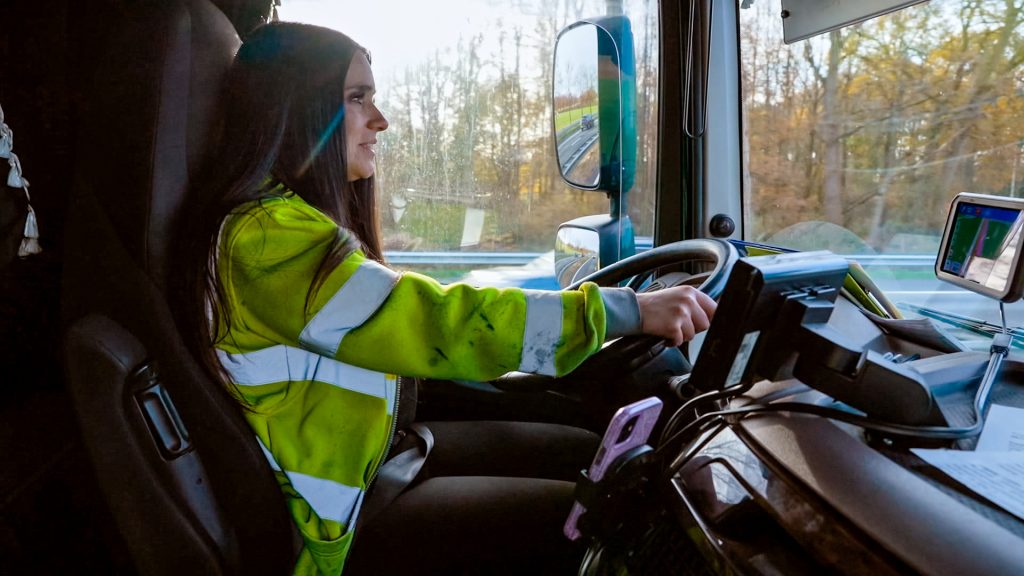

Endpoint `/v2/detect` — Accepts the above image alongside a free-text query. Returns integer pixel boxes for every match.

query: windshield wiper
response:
[901,303,1024,348]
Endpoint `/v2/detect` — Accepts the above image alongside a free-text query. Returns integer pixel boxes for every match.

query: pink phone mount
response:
[571,444,660,541]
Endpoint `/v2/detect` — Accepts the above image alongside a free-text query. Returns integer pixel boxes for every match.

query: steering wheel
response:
[562,238,738,396]
[487,236,737,422]
[490,239,736,412]
[566,237,737,297]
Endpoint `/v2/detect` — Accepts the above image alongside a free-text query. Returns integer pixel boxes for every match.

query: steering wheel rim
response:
[566,238,738,297]
[490,239,737,401]
[538,238,739,426]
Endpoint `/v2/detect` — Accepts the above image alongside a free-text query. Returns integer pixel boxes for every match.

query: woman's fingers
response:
[637,285,718,344]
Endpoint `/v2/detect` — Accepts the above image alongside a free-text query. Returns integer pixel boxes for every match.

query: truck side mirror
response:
[552,17,636,195]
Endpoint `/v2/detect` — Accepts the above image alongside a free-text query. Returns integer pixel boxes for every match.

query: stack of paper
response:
[912,405,1024,521]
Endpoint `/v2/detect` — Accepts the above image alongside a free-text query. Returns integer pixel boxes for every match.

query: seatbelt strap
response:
[359,422,434,527]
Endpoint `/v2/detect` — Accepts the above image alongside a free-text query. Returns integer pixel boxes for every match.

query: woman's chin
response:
[347,168,375,181]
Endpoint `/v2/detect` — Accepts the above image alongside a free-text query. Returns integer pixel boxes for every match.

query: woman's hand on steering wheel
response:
[636,285,717,346]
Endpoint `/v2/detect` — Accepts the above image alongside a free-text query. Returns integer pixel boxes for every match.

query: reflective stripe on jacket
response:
[215,192,633,575]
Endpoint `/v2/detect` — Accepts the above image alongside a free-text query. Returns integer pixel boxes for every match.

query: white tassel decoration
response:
[22,204,38,237]
[8,153,27,188]
[0,128,11,159]
[1,103,42,258]
[0,104,10,160]
[18,206,42,257]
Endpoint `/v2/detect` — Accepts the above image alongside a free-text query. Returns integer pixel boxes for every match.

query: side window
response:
[278,0,659,287]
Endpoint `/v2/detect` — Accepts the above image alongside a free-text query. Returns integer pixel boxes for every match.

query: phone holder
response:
[573,444,660,542]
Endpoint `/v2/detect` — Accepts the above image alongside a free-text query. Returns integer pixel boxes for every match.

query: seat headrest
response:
[74,0,239,289]
[211,0,276,39]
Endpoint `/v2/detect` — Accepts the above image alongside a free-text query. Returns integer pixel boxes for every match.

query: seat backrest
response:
[61,1,296,573]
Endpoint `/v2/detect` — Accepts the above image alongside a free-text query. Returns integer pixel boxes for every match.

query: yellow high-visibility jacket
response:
[214,191,640,575]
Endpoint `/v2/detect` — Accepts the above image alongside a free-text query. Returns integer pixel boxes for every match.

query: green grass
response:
[554,104,597,133]
[399,202,467,249]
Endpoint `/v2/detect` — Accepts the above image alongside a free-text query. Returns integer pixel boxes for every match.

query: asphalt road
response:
[557,122,599,174]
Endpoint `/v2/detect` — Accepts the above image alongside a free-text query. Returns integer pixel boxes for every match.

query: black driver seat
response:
[61,0,297,573]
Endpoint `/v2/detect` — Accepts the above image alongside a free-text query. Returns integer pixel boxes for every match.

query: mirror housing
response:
[552,17,636,195]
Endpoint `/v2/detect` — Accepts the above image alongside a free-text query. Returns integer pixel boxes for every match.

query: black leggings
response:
[345,421,599,575]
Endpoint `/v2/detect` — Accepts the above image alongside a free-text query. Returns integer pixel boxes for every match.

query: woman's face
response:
[343,52,388,181]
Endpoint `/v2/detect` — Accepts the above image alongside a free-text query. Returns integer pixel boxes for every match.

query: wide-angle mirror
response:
[555,225,600,288]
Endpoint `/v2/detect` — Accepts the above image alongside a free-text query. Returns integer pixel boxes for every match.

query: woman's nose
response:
[370,104,388,132]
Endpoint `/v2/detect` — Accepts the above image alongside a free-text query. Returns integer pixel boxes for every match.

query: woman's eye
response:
[350,93,365,105]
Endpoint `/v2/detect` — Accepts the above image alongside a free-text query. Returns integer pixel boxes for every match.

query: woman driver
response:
[176,22,715,575]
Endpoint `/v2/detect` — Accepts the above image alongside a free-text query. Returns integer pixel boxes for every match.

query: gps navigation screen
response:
[940,203,1024,293]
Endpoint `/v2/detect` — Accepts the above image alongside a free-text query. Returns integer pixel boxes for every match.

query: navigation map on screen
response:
[940,203,1024,292]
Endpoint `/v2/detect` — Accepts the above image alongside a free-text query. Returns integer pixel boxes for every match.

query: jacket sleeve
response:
[221,198,640,380]
[335,266,608,380]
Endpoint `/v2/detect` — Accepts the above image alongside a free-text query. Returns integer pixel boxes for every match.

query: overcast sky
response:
[277,0,541,84]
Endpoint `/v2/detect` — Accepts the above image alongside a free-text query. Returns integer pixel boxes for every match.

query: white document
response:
[460,207,486,248]
[976,404,1024,453]
[912,449,1024,521]
[912,404,1024,521]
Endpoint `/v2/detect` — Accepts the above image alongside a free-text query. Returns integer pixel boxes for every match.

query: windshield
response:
[740,0,1024,334]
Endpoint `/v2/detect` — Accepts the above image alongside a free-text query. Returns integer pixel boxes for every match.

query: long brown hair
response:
[175,22,383,396]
